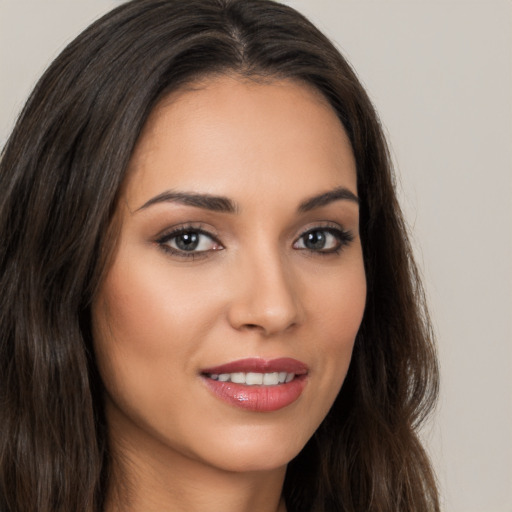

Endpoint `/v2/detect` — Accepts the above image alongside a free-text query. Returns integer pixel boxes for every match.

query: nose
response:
[226,250,302,336]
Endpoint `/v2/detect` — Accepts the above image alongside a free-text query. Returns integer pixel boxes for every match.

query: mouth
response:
[200,358,308,412]
[205,371,296,386]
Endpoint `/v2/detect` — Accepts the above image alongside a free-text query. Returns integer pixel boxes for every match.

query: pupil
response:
[176,232,199,251]
[305,231,325,249]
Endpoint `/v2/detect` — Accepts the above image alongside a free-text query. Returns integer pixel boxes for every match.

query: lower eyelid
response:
[155,224,353,258]
[294,227,354,252]
[155,226,223,256]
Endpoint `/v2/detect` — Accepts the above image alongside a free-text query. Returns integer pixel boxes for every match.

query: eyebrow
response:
[298,187,359,212]
[136,191,238,213]
[136,186,358,214]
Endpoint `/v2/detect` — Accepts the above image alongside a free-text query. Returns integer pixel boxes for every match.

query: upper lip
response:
[201,357,308,375]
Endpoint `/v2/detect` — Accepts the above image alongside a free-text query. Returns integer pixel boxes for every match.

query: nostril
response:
[227,278,301,335]
[240,320,297,334]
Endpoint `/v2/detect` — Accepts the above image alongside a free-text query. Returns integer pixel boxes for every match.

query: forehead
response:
[124,75,357,210]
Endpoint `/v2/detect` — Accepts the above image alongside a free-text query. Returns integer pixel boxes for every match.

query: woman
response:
[0,1,439,511]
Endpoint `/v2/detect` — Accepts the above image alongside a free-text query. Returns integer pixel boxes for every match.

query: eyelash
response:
[156,225,222,260]
[156,224,354,259]
[294,225,354,255]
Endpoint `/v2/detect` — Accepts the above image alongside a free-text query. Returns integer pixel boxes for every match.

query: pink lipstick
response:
[201,357,308,412]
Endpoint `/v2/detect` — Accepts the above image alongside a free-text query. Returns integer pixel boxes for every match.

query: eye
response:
[157,227,223,257]
[293,227,353,254]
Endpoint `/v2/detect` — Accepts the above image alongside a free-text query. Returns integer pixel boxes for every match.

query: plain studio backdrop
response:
[1,1,511,511]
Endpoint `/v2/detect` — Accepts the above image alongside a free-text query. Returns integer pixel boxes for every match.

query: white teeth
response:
[246,372,263,385]
[207,372,296,386]
[263,372,279,385]
[231,372,245,384]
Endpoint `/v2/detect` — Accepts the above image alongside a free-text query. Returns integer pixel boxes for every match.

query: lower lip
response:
[202,375,307,412]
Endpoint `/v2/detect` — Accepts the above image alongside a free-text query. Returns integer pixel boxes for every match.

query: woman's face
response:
[92,76,366,474]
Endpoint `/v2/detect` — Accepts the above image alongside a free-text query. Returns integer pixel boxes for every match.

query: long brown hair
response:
[0,1,439,511]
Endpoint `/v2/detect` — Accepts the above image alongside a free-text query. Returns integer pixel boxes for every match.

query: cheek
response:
[90,253,222,423]
[90,255,231,457]
[306,249,366,344]
[296,251,366,423]
[93,252,220,360]
[328,257,366,366]
[320,283,366,336]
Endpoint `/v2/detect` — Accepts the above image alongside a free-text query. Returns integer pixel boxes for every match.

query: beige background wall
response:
[1,1,511,511]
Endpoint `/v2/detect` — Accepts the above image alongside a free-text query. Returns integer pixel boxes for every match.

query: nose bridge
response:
[227,241,300,335]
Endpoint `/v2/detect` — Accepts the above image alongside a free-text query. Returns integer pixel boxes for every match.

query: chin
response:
[185,422,314,474]
[204,445,299,474]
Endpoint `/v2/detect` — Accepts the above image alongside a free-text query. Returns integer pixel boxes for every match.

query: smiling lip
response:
[201,358,308,412]
[202,357,308,375]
